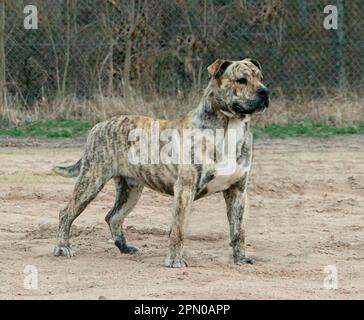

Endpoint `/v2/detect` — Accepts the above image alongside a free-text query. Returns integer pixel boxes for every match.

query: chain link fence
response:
[1,0,364,113]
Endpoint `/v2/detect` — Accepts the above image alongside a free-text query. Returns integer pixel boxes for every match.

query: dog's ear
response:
[249,58,262,71]
[242,57,262,71]
[207,59,232,78]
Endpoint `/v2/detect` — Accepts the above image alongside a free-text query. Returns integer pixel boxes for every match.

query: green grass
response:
[0,119,363,139]
[253,121,364,139]
[0,120,93,138]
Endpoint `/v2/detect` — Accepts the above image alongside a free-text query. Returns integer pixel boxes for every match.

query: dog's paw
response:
[114,239,139,254]
[234,256,255,265]
[122,244,139,254]
[53,245,73,257]
[115,240,139,254]
[165,257,188,268]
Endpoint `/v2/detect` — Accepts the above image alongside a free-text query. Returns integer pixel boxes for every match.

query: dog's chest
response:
[204,119,251,195]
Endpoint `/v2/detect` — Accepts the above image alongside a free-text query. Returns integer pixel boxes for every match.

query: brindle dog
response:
[52,58,269,267]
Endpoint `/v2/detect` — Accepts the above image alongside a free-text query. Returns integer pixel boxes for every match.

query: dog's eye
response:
[236,78,247,85]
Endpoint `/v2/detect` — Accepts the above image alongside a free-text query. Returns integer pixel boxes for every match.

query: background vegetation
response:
[0,0,363,137]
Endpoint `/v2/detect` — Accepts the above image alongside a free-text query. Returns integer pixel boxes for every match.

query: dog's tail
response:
[52,159,81,178]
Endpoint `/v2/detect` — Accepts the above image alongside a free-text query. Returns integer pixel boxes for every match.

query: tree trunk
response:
[108,41,114,96]
[0,0,6,116]
[123,0,135,107]
[62,0,71,97]
[336,0,347,90]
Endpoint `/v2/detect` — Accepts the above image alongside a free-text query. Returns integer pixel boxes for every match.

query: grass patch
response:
[0,119,363,139]
[253,121,364,139]
[0,120,93,139]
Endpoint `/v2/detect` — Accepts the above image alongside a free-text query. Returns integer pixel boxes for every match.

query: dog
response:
[52,57,269,267]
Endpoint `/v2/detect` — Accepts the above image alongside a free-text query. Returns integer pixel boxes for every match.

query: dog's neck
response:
[189,82,250,131]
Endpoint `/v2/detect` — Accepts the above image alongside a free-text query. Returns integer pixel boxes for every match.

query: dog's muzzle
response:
[232,86,270,114]
[256,87,270,111]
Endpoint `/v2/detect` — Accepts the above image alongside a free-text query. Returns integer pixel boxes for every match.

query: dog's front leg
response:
[165,175,196,268]
[223,181,254,265]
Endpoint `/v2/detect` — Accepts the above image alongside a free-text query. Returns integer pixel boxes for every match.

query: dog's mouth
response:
[231,98,269,115]
[256,98,270,113]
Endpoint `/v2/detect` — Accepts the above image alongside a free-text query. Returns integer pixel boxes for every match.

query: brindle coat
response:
[53,58,270,267]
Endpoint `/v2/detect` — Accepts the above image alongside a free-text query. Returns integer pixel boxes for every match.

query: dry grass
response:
[254,92,364,127]
[0,90,363,129]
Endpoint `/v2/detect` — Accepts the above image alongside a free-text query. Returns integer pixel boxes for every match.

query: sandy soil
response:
[0,135,363,299]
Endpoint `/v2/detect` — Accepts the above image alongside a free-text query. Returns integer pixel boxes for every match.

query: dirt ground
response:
[0,135,363,300]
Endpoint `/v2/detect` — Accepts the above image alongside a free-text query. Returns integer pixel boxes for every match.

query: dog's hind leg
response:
[54,161,111,257]
[105,176,143,254]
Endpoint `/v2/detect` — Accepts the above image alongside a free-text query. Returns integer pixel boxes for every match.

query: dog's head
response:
[208,58,269,117]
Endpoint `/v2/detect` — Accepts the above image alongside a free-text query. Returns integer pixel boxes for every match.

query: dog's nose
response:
[257,87,269,98]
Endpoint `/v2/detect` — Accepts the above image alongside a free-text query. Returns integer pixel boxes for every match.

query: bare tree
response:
[62,0,71,96]
[0,0,6,115]
[336,0,347,90]
[122,0,136,106]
